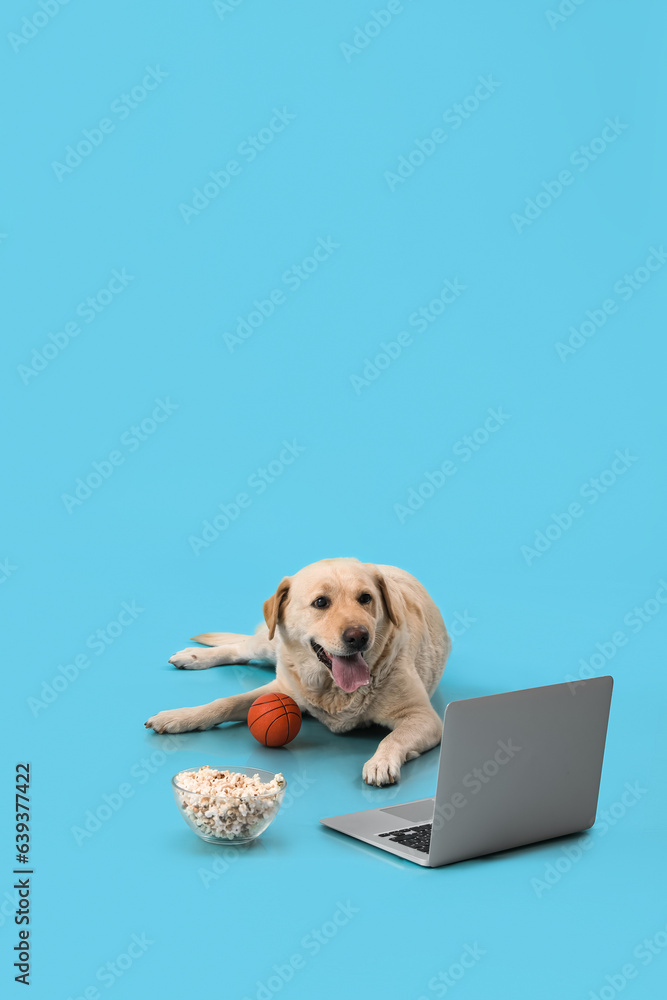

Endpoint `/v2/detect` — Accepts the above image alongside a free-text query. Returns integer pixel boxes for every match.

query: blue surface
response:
[3,1,667,997]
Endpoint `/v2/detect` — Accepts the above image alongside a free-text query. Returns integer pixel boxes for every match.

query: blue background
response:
[3,1,667,998]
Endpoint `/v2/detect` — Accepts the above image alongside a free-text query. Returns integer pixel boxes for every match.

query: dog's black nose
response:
[342,626,369,651]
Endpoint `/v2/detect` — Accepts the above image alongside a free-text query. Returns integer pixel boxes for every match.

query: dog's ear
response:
[263,577,290,640]
[370,568,400,627]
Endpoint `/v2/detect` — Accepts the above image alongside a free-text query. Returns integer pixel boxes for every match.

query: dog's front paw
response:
[363,754,401,787]
[145,708,204,734]
[169,647,212,669]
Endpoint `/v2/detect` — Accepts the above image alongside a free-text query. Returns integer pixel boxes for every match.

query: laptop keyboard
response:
[378,824,431,853]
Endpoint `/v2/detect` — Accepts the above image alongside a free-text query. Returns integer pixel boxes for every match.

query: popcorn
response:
[174,766,286,841]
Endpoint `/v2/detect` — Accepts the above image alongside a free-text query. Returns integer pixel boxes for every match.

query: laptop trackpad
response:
[380,799,434,823]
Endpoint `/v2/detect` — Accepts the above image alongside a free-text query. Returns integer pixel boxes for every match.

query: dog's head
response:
[263,558,400,693]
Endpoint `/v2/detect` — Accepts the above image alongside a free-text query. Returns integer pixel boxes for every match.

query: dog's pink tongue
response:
[331,653,370,693]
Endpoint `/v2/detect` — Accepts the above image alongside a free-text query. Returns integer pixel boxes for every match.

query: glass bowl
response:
[171,766,286,845]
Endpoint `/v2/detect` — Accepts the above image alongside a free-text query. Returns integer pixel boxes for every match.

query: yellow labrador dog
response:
[145,558,450,786]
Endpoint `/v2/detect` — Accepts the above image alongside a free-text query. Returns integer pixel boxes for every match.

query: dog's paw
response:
[362,754,401,787]
[145,708,205,734]
[169,647,214,669]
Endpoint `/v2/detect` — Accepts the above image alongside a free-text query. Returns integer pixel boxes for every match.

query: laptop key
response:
[382,824,432,853]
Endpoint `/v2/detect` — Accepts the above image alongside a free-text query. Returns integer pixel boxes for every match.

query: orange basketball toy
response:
[247,693,302,747]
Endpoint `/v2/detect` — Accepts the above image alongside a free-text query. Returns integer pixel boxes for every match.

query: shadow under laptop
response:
[470,827,596,867]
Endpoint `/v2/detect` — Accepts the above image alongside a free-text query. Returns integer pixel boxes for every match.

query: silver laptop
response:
[321,676,613,867]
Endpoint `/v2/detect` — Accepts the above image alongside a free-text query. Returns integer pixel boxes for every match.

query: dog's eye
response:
[358,593,372,605]
[312,596,329,609]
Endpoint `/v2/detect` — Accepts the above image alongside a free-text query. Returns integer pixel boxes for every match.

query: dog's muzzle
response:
[310,639,370,693]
